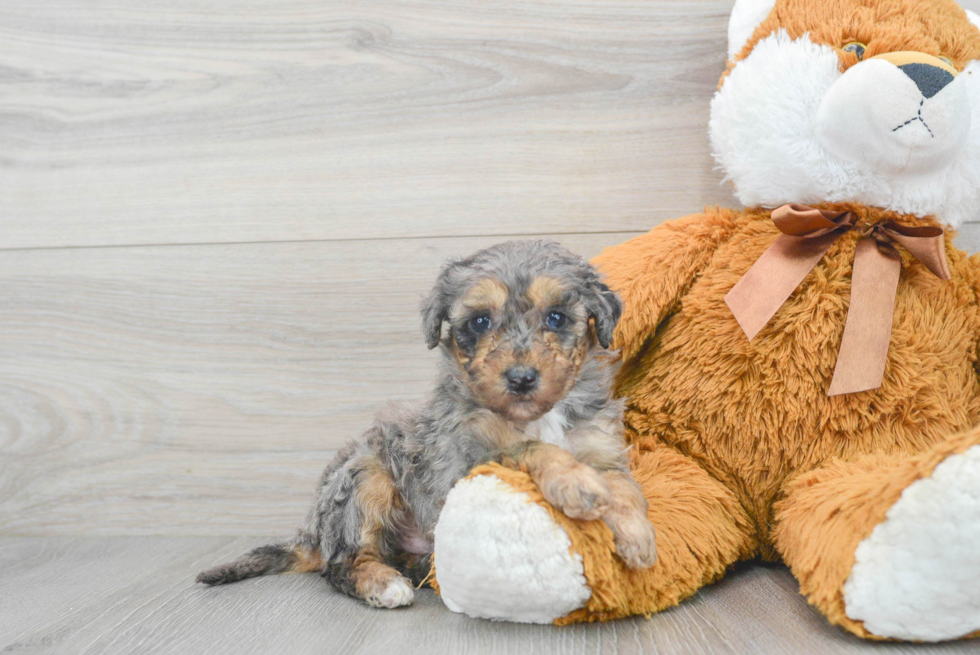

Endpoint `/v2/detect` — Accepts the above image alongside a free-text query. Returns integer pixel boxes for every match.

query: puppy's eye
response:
[469,314,492,334]
[544,311,567,329]
[842,42,866,60]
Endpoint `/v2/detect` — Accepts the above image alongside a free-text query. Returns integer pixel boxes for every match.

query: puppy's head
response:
[421,240,621,422]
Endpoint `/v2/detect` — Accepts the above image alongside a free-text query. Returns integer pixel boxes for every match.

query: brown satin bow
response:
[725,204,951,396]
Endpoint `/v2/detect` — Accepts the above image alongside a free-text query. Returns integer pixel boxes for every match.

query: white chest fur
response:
[525,407,570,450]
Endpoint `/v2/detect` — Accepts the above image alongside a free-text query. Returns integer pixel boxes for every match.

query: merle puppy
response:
[197,240,657,608]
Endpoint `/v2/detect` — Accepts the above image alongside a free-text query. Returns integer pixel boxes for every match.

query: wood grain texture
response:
[3,536,978,655]
[0,232,639,536]
[0,0,738,250]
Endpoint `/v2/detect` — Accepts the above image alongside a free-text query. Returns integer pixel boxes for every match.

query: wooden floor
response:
[3,536,979,655]
[3,0,980,652]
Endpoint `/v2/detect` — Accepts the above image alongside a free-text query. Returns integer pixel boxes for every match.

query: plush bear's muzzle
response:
[815,51,970,176]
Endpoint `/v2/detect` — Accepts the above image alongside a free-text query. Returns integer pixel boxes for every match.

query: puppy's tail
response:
[196,540,323,586]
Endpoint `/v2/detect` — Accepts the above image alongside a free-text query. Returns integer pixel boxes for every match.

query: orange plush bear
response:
[431,0,980,642]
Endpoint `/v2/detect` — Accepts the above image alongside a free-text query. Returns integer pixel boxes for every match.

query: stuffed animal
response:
[428,0,980,642]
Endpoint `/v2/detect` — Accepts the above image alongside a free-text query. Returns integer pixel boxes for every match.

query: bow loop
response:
[771,204,857,237]
[725,204,950,396]
[875,221,951,280]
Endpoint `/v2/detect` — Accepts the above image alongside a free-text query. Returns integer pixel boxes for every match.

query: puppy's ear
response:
[420,261,459,349]
[421,288,449,349]
[586,280,622,349]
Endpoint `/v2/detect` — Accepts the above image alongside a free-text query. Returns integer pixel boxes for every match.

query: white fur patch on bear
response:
[843,445,980,641]
[433,474,591,623]
[728,0,778,60]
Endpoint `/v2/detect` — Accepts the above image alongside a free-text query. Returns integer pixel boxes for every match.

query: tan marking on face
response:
[525,341,576,403]
[523,329,593,413]
[465,334,579,423]
[460,301,597,422]
[449,277,508,322]
[451,320,501,368]
[527,276,567,309]
[461,335,521,414]
[450,275,598,422]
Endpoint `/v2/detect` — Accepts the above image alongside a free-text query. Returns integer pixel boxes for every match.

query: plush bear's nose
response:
[867,51,958,100]
[899,63,955,99]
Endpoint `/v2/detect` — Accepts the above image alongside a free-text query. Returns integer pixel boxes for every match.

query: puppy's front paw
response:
[539,463,611,521]
[612,515,658,569]
[355,561,415,609]
[364,573,415,609]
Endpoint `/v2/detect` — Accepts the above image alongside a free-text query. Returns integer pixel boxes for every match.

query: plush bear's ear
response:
[728,0,777,60]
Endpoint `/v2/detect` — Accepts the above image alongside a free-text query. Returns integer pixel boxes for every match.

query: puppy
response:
[196,240,657,608]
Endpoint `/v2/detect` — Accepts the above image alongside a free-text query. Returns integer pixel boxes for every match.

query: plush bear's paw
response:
[433,474,592,623]
[539,462,611,521]
[612,514,658,570]
[843,445,980,641]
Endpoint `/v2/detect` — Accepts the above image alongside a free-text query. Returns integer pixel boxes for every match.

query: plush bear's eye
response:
[469,314,492,334]
[842,42,866,60]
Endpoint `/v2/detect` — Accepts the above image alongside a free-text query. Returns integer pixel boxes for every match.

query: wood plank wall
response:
[2,0,978,536]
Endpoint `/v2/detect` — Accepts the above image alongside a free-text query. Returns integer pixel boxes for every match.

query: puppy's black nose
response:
[505,366,539,395]
[899,63,954,99]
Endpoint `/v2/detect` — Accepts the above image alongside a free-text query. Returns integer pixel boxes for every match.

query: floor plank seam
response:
[0,230,649,254]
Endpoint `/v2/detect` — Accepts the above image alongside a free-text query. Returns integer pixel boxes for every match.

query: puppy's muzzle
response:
[504,365,539,395]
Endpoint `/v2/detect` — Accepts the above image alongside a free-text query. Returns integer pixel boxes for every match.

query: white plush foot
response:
[843,445,980,641]
[433,474,592,623]
[367,576,414,609]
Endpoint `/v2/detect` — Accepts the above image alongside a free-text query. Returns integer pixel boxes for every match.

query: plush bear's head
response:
[710,0,980,226]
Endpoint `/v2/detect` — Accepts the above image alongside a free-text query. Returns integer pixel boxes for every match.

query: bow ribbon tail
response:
[827,222,950,396]
[826,239,902,396]
[725,231,842,340]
